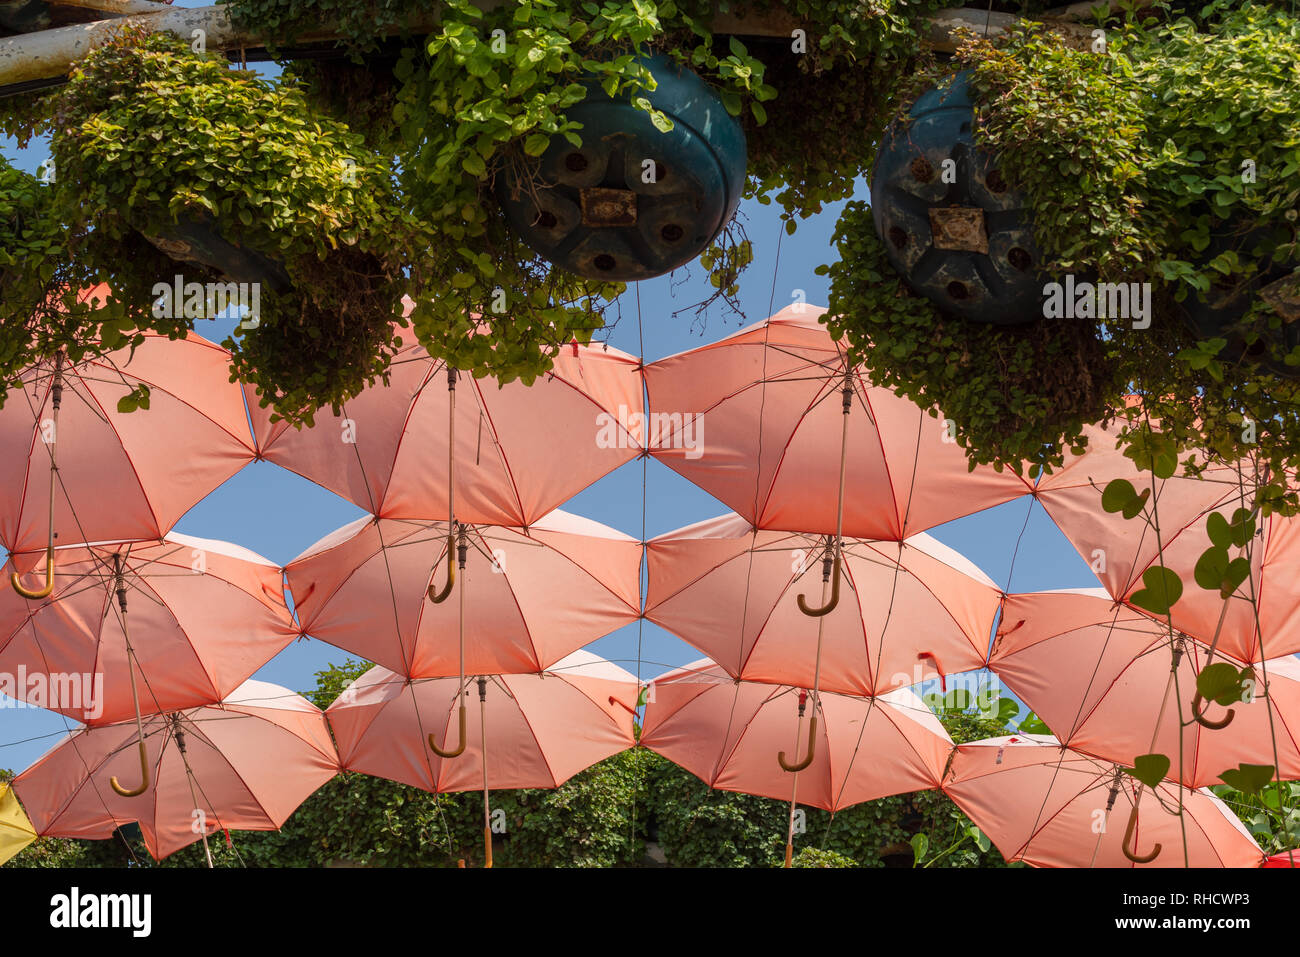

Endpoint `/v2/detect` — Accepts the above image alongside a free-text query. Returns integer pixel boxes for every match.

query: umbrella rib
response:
[181,710,285,831]
[465,378,527,525]
[86,347,259,453]
[77,374,165,538]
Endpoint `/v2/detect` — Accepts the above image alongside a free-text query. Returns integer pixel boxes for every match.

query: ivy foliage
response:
[825,2,1300,499]
[44,30,423,426]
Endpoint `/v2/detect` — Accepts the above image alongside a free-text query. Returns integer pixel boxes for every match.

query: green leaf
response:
[1125,753,1171,789]
[909,832,928,866]
[1018,712,1051,735]
[1101,478,1138,514]
[1196,662,1247,707]
[523,133,552,157]
[1193,545,1231,592]
[1128,566,1183,616]
[1206,512,1233,549]
[1218,763,1275,795]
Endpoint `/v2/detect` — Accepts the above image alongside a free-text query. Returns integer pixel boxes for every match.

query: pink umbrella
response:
[246,329,644,529]
[1121,501,1300,663]
[286,510,642,680]
[0,534,297,797]
[641,658,952,865]
[2,319,257,598]
[1033,412,1238,602]
[12,679,339,863]
[942,734,1263,867]
[989,589,1300,787]
[326,650,638,867]
[642,304,1032,542]
[644,513,1002,697]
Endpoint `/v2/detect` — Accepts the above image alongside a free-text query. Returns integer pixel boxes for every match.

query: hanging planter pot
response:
[1181,220,1300,378]
[871,71,1044,325]
[496,54,747,282]
[143,213,292,294]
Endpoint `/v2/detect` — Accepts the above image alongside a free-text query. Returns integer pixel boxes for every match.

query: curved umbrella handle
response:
[778,714,818,773]
[427,531,456,604]
[110,740,151,798]
[797,555,841,618]
[10,544,55,600]
[428,703,468,758]
[1191,690,1235,730]
[1121,803,1161,864]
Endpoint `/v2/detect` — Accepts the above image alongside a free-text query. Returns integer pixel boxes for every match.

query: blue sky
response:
[0,52,1101,776]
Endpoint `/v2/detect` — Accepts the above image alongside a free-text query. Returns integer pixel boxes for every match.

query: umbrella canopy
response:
[286,510,641,679]
[943,734,1263,868]
[641,659,952,811]
[247,330,644,527]
[1,321,256,557]
[0,533,297,725]
[644,513,1002,696]
[1122,505,1300,663]
[1034,412,1238,601]
[12,680,340,861]
[642,304,1032,541]
[989,589,1300,788]
[324,650,638,793]
[1262,851,1298,867]
[0,781,37,865]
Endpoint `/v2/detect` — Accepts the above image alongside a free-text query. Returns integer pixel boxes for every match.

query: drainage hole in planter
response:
[661,223,684,243]
[593,254,617,271]
[947,281,970,301]
[910,157,935,183]
[1007,247,1032,271]
[537,211,558,229]
[888,227,909,250]
[986,169,1008,193]
[565,152,589,172]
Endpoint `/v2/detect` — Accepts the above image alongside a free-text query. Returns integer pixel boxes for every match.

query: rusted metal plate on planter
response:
[928,206,988,253]
[580,187,638,227]
[1260,272,1300,322]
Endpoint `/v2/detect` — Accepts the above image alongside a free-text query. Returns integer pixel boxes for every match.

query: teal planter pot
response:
[497,54,747,282]
[871,71,1044,325]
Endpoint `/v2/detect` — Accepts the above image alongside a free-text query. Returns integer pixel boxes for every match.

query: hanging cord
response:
[1121,636,1185,864]
[1139,451,1190,867]
[630,281,648,863]
[109,553,150,798]
[783,689,809,868]
[1233,461,1292,863]
[12,350,65,599]
[477,676,492,869]
[173,720,213,869]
